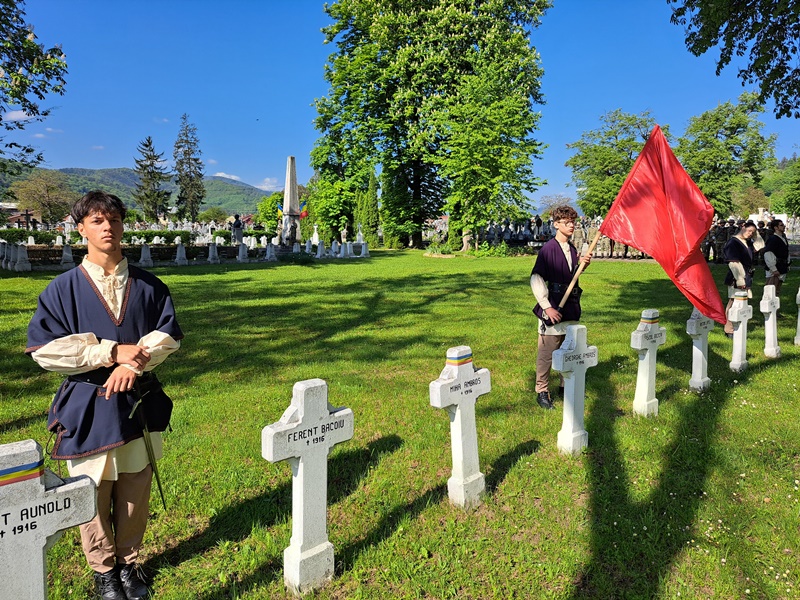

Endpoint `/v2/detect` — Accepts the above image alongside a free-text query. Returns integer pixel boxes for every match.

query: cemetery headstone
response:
[262,379,354,596]
[356,223,364,244]
[315,241,326,260]
[312,224,320,245]
[236,242,249,263]
[630,309,667,417]
[359,242,370,258]
[15,243,31,272]
[173,235,182,245]
[175,242,188,266]
[27,236,35,246]
[685,308,714,391]
[208,242,220,264]
[5,243,16,270]
[292,242,301,253]
[795,286,800,346]
[330,240,339,257]
[58,243,75,269]
[429,346,491,509]
[264,243,277,262]
[552,325,598,455]
[0,439,96,600]
[138,243,153,268]
[0,241,6,269]
[728,290,752,372]
[55,235,63,246]
[760,284,781,358]
[338,242,347,259]
[305,240,312,254]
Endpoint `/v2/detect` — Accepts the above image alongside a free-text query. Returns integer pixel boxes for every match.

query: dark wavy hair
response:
[552,205,578,222]
[70,190,127,223]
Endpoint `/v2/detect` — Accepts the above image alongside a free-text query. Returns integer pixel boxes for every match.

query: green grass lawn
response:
[1,251,798,599]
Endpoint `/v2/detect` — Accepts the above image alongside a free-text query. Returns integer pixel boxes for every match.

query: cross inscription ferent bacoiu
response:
[552,325,598,455]
[430,346,491,509]
[261,379,354,596]
[0,439,96,600]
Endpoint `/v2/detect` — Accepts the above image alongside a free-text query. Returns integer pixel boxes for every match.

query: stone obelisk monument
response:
[281,156,302,246]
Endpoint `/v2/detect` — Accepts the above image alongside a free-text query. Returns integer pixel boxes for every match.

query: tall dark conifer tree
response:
[132,136,170,221]
[173,113,206,221]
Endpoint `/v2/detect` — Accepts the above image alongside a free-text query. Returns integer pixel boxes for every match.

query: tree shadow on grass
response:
[147,435,402,598]
[485,439,540,493]
[566,274,759,598]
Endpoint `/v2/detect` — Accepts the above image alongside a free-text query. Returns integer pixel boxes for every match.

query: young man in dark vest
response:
[26,191,183,600]
[530,205,592,409]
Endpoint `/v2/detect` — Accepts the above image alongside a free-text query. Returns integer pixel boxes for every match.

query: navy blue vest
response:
[26,265,183,459]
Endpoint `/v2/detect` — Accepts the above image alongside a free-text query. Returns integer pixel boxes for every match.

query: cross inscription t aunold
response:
[685,308,714,391]
[760,284,781,358]
[430,346,491,509]
[0,439,96,600]
[630,309,667,417]
[728,291,752,372]
[261,379,354,596]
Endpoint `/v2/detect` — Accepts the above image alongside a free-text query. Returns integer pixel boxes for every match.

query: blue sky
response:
[18,0,800,209]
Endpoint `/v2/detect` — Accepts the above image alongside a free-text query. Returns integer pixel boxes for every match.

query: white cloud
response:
[91,145,105,151]
[154,117,169,124]
[214,172,241,181]
[45,127,63,134]
[256,177,282,191]
[206,158,218,165]
[5,110,28,122]
[33,133,45,138]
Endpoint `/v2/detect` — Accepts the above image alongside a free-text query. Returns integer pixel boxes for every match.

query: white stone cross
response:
[630,309,667,417]
[0,439,96,600]
[760,284,781,358]
[552,325,598,455]
[728,290,752,372]
[261,379,354,596]
[795,286,800,346]
[429,346,491,509]
[685,308,714,391]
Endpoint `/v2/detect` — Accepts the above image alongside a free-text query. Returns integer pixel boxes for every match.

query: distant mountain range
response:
[4,166,272,215]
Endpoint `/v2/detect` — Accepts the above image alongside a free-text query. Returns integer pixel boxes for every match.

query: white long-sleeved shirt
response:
[31,257,180,484]
[530,240,576,336]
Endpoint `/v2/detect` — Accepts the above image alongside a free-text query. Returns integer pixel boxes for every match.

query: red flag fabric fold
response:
[599,125,726,323]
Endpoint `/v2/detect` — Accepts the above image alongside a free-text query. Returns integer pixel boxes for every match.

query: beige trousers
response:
[79,465,152,572]
[536,334,565,393]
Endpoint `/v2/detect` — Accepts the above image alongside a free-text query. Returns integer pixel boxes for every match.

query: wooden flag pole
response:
[557,229,603,311]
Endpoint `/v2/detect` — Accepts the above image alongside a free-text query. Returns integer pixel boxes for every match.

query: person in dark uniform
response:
[530,205,592,409]
[26,191,183,600]
[722,221,757,335]
[764,218,790,296]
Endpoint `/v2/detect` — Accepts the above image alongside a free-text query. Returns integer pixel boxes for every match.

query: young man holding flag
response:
[530,205,592,410]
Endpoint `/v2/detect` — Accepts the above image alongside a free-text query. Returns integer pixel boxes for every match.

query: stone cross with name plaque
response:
[0,439,96,600]
[429,346,491,509]
[630,309,667,417]
[262,379,354,596]
[795,286,800,346]
[760,284,781,358]
[685,308,714,391]
[728,290,752,372]
[552,325,598,455]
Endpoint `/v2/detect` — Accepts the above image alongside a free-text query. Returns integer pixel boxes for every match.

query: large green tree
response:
[313,0,549,247]
[675,92,776,215]
[353,169,380,247]
[132,136,171,221]
[173,113,205,221]
[9,169,78,224]
[668,0,800,118]
[0,0,67,172]
[565,109,660,217]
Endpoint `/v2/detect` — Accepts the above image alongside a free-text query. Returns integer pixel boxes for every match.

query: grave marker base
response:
[284,541,334,596]
[448,472,485,510]
[557,428,588,456]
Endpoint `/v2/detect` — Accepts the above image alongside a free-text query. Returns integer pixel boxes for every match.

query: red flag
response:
[599,125,726,323]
